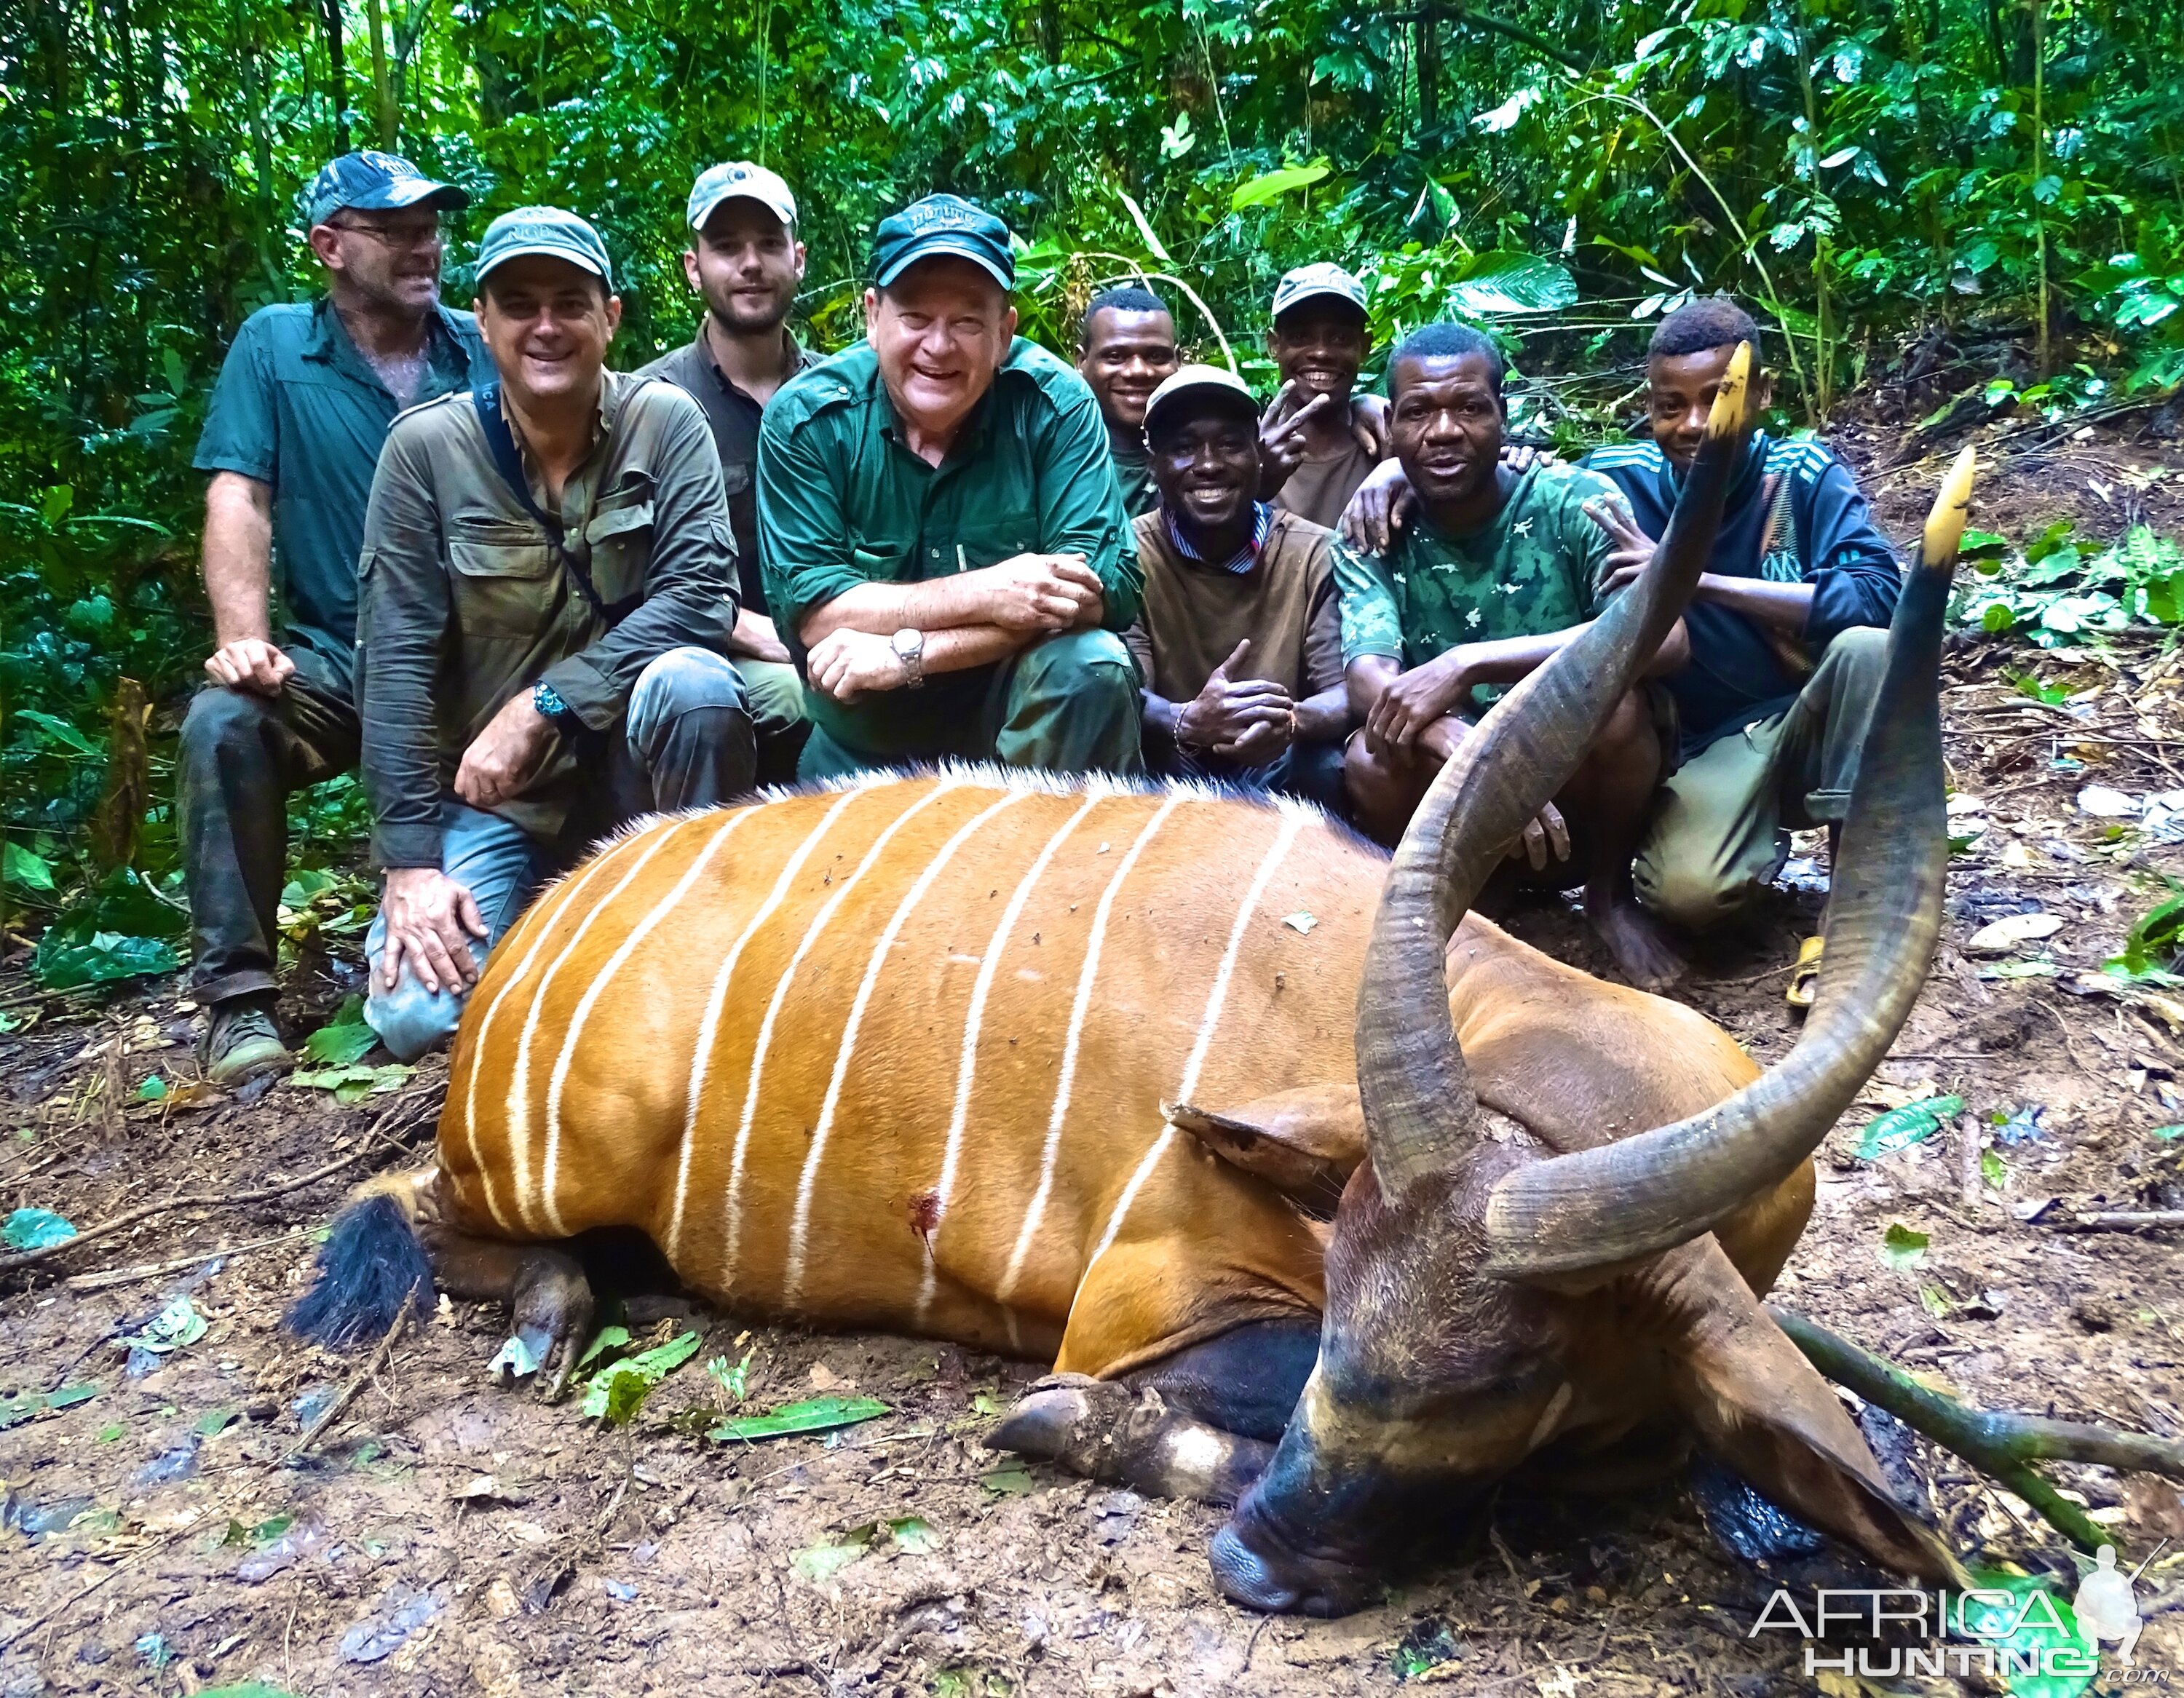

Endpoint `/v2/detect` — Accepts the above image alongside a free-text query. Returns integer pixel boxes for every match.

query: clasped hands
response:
[1173,639,1297,766]
[806,552,1104,703]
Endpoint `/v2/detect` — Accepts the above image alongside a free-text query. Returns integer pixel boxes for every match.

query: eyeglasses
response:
[328,218,445,251]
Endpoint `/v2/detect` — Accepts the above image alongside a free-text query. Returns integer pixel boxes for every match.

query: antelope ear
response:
[1168,1084,1364,1213]
[1664,1257,1965,1584]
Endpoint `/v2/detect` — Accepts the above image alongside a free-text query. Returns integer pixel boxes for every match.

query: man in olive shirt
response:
[1124,366,1348,811]
[636,161,814,778]
[1338,323,1688,989]
[182,150,487,1086]
[356,208,753,1060]
[758,194,1142,778]
[1076,285,1181,518]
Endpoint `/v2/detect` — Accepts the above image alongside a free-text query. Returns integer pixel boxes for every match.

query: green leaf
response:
[2,841,57,893]
[3,1206,78,1250]
[706,1394,891,1443]
[1880,1222,1930,1268]
[980,1460,1037,1496]
[303,996,379,1066]
[791,1525,875,1582]
[122,1297,207,1354]
[488,1335,542,1380]
[1447,252,1578,315]
[1982,1148,2009,1186]
[2008,671,2071,707]
[1856,1095,1963,1160]
[887,1515,938,1554]
[1230,161,1330,210]
[580,1330,703,1422]
[199,1685,311,1698]
[97,1424,124,1442]
[2151,1124,2184,1141]
[194,1407,237,1437]
[30,927,178,991]
[1113,189,1171,263]
[577,1324,632,1370]
[0,1381,100,1429]
[1961,1568,2097,1697]
[136,1074,167,1102]
[12,709,98,756]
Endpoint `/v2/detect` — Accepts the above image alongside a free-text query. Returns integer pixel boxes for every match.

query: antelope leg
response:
[422,1221,597,1401]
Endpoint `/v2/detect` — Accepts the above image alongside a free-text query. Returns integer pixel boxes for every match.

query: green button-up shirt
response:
[756,337,1140,761]
[193,297,490,694]
[356,370,737,866]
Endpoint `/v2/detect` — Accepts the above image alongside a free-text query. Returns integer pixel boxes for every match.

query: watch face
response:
[893,628,921,659]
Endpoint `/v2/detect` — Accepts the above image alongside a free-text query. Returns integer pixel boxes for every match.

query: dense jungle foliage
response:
[2,0,2183,948]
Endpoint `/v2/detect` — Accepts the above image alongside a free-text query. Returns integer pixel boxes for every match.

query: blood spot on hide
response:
[908,1190,942,1255]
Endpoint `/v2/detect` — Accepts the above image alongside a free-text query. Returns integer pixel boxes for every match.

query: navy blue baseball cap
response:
[870,194,1015,291]
[305,151,468,227]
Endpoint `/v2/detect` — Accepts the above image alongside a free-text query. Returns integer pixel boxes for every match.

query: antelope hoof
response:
[988,1373,1120,1469]
[510,1257,595,1403]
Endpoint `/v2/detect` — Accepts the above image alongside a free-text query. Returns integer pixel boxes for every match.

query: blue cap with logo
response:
[869,194,1015,291]
[474,207,615,289]
[305,151,468,228]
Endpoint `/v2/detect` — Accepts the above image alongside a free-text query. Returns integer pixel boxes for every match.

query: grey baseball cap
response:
[688,162,798,233]
[305,151,467,227]
[1142,363,1259,445]
[474,207,614,289]
[1271,262,1369,322]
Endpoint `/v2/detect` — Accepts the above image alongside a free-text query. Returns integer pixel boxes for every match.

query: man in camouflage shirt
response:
[1335,323,1691,989]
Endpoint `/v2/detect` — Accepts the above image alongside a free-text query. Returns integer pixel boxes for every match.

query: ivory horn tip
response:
[1702,342,1753,441]
[1922,443,1977,565]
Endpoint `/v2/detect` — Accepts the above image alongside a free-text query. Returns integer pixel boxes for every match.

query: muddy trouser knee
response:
[1633,625,1891,932]
[732,656,812,786]
[622,646,759,810]
[176,675,360,1008]
[363,804,548,1062]
[984,629,1145,776]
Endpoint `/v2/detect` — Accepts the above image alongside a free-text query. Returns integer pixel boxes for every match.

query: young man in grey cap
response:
[1262,262,1387,529]
[636,162,814,778]
[355,207,755,1060]
[181,149,490,1087]
[1123,365,1350,809]
[758,192,1142,779]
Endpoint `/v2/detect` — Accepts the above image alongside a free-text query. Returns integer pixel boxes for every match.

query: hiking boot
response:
[202,995,293,1087]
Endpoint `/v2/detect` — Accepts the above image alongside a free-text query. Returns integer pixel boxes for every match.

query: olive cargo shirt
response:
[193,297,491,694]
[1334,461,1618,675]
[757,337,1141,760]
[634,326,817,619]
[356,370,738,867]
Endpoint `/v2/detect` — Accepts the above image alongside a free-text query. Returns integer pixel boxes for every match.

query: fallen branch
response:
[63,1227,315,1292]
[0,1094,435,1277]
[1772,1306,2184,1553]
[283,1283,416,1462]
[2046,1210,2184,1233]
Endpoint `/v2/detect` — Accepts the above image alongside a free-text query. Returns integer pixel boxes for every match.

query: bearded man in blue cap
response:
[181,151,491,1087]
[757,193,1143,778]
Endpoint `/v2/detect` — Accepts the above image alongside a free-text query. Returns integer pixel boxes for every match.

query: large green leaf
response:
[1445,253,1578,316]
[707,1395,890,1443]
[1230,162,1330,211]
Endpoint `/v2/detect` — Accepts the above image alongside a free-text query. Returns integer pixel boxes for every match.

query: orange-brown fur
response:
[424,769,1809,1381]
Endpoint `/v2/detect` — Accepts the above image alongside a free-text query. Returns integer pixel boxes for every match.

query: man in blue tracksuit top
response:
[1579,295,1900,997]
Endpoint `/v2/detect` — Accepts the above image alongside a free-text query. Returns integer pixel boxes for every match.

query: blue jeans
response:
[364,647,751,1060]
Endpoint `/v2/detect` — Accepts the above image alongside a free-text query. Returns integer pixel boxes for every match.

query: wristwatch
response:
[531,678,579,728]
[891,627,926,689]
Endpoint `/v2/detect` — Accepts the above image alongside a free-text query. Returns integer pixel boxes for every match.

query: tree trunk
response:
[1415,4,1439,137]
[365,0,395,146]
[321,0,349,155]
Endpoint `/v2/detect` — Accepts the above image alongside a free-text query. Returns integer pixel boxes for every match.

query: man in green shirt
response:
[1337,323,1688,989]
[356,208,753,1060]
[181,150,487,1086]
[636,161,815,779]
[1076,284,1181,519]
[758,194,1142,778]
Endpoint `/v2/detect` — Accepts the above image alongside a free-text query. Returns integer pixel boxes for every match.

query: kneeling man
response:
[1124,365,1349,809]
[1338,323,1687,987]
[357,207,756,1058]
[759,194,1142,778]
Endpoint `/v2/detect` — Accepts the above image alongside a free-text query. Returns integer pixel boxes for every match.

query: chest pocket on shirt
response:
[953,504,1039,572]
[448,518,556,638]
[584,493,654,608]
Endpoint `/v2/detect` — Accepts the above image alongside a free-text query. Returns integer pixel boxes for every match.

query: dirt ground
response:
[4,432,2184,1697]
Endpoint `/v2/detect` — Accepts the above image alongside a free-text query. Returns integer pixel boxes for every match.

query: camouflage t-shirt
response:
[1332,461,1618,670]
